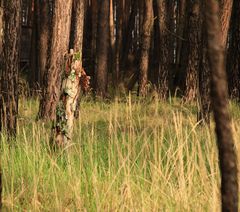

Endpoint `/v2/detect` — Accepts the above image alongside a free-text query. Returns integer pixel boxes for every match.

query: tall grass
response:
[1,96,240,211]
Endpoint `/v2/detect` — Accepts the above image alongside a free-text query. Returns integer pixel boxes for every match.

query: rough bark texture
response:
[95,0,110,97]
[205,1,238,211]
[219,0,233,48]
[70,0,85,54]
[0,0,22,135]
[184,0,201,102]
[227,0,240,99]
[38,0,73,121]
[138,0,153,96]
[156,0,170,99]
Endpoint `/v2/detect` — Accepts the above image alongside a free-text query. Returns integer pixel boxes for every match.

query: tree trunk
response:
[95,0,110,97]
[38,0,73,121]
[156,0,170,99]
[227,0,240,99]
[113,0,123,88]
[205,1,238,211]
[176,0,186,68]
[30,0,39,91]
[219,0,233,48]
[0,4,3,56]
[0,0,22,135]
[198,2,211,124]
[69,0,85,118]
[183,0,201,102]
[38,0,50,87]
[138,0,153,96]
[90,0,98,87]
[70,0,85,54]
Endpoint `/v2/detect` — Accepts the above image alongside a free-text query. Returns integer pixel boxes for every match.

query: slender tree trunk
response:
[198,27,211,124]
[227,0,240,99]
[69,0,85,118]
[70,0,85,54]
[157,0,170,99]
[90,0,98,87]
[198,2,211,124]
[38,0,50,87]
[176,0,186,68]
[219,0,233,48]
[0,4,3,56]
[38,0,73,121]
[95,0,110,97]
[30,0,39,90]
[113,0,123,88]
[121,0,137,76]
[138,0,153,96]
[205,1,238,211]
[183,0,201,102]
[0,0,22,135]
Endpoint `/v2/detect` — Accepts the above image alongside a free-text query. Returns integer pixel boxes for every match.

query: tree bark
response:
[183,0,201,102]
[198,3,211,124]
[38,0,50,87]
[95,0,110,97]
[113,0,123,88]
[138,0,153,96]
[69,0,85,118]
[0,5,3,56]
[219,0,233,48]
[90,0,98,87]
[156,0,170,99]
[205,1,238,211]
[0,0,22,135]
[38,0,73,121]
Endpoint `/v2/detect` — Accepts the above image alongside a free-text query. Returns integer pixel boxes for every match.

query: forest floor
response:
[1,96,240,211]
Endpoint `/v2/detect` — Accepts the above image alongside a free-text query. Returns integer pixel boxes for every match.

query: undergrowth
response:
[1,96,240,211]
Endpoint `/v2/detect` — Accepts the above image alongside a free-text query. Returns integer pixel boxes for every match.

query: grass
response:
[1,95,240,211]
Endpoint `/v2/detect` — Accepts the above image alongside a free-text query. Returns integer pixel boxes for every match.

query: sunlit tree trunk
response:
[0,0,22,135]
[205,1,238,211]
[38,0,73,121]
[219,0,233,48]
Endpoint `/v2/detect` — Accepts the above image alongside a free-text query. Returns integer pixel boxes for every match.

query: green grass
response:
[1,96,240,211]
